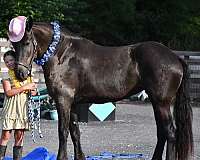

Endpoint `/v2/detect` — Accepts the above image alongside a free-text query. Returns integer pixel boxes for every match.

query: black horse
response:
[10,18,193,160]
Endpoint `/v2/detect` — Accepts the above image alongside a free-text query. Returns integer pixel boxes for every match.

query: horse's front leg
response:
[55,95,73,160]
[70,104,85,160]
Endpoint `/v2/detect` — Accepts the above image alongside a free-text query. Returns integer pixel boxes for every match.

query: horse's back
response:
[134,41,180,64]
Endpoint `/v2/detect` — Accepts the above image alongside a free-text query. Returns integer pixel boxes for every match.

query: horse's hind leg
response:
[151,99,176,160]
[69,104,85,160]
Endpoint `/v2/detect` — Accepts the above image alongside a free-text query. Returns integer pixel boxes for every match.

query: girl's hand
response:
[23,83,37,91]
[31,90,37,96]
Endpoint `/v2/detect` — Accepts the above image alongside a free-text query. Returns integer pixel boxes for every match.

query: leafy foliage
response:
[0,0,199,50]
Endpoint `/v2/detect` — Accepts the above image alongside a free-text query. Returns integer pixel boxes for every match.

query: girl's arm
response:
[2,80,36,97]
[31,90,37,96]
[31,77,38,96]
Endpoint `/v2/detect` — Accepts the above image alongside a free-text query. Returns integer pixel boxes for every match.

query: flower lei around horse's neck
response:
[34,21,61,66]
[8,69,32,88]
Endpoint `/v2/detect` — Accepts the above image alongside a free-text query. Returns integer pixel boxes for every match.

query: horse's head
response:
[8,16,37,81]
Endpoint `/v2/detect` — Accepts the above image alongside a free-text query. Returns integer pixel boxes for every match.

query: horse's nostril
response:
[15,70,27,81]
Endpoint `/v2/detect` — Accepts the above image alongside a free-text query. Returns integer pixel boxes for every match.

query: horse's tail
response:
[174,58,193,160]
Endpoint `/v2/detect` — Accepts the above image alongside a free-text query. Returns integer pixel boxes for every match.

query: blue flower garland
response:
[34,21,61,65]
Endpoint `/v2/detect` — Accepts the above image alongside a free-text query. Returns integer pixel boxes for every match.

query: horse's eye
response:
[24,42,30,45]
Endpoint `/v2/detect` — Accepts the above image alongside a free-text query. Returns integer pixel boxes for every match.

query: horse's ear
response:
[26,16,33,32]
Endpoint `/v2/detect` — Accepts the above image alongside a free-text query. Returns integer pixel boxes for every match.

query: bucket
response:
[49,110,58,120]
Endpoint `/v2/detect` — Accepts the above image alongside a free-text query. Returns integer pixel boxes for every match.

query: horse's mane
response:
[33,22,83,40]
[32,22,141,48]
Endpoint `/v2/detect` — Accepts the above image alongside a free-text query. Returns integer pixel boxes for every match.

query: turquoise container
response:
[49,110,58,120]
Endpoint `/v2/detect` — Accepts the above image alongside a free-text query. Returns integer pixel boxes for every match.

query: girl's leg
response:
[0,130,12,146]
[13,129,25,160]
[14,129,25,146]
[0,130,12,159]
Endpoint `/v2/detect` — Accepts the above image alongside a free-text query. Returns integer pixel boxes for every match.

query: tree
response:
[0,0,74,36]
[0,0,199,50]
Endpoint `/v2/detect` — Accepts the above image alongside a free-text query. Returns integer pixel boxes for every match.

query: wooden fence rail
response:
[174,51,200,102]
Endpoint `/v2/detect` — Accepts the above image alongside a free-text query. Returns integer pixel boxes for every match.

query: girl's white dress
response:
[1,73,29,130]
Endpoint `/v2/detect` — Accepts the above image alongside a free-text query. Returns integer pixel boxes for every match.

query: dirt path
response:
[1,102,199,159]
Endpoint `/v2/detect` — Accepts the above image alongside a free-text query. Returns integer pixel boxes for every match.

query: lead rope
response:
[27,68,43,142]
[36,89,43,138]
[28,88,44,142]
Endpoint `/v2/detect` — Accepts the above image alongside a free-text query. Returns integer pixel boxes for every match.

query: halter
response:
[15,31,38,75]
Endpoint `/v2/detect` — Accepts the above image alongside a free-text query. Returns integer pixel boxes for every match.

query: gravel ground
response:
[1,101,199,159]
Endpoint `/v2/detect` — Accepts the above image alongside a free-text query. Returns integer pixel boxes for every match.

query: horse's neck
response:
[33,25,53,58]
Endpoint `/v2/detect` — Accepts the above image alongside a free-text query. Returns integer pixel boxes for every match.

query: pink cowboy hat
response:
[8,16,27,42]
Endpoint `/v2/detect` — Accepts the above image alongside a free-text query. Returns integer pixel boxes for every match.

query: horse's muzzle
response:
[15,66,29,81]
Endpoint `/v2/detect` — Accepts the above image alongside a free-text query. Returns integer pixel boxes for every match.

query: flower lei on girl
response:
[8,69,32,88]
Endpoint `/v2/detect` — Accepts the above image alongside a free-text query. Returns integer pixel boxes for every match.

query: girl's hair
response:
[3,50,16,60]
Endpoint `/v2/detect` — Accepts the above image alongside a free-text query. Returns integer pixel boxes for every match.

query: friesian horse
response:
[10,17,193,160]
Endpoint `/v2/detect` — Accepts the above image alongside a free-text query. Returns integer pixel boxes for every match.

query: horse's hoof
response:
[74,153,86,160]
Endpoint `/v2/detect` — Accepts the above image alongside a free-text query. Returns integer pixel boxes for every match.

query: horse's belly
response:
[77,75,141,103]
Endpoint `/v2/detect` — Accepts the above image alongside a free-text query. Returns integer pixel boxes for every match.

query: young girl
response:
[0,50,37,160]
